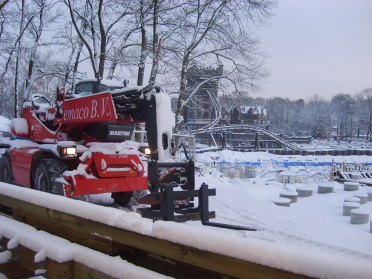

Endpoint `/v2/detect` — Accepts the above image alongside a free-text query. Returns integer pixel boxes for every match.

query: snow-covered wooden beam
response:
[0,216,170,279]
[2,194,307,279]
[1,182,371,279]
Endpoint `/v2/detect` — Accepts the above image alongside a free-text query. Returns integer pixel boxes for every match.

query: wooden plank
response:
[121,249,222,279]
[2,237,74,279]
[0,262,35,279]
[73,262,115,279]
[0,194,313,279]
[45,259,73,279]
[15,242,46,273]
[13,209,129,256]
[0,236,8,252]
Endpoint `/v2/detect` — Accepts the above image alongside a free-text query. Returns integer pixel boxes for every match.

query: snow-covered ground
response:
[193,151,372,262]
[87,150,372,263]
[0,116,10,133]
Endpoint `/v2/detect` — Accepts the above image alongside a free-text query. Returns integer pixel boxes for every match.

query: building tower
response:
[183,64,223,130]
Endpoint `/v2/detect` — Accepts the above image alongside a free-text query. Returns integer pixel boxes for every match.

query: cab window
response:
[75,83,97,96]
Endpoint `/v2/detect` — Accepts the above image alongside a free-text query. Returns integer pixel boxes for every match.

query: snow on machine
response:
[0,79,253,230]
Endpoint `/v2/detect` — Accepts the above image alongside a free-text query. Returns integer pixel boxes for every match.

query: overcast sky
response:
[257,0,372,101]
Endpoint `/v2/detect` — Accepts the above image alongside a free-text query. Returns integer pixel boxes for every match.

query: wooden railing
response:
[0,189,316,279]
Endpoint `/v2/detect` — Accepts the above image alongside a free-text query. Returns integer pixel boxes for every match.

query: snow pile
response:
[2,138,40,150]
[10,118,29,136]
[0,182,152,235]
[0,250,12,264]
[99,79,125,88]
[152,92,175,162]
[63,163,98,186]
[82,141,143,161]
[0,216,170,279]
[0,116,10,132]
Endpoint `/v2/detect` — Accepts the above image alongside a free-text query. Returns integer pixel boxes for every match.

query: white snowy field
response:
[191,150,372,260]
[0,116,10,134]
[115,150,372,261]
[84,150,372,271]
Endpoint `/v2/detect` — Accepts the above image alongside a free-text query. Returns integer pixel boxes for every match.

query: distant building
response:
[220,107,231,125]
[230,105,269,126]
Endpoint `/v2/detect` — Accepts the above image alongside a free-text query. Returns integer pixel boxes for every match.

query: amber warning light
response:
[58,146,77,156]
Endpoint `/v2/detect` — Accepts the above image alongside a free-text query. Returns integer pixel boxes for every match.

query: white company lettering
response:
[64,97,112,121]
[109,131,131,136]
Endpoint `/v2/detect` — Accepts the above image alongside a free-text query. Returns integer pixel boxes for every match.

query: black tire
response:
[34,159,68,195]
[111,191,133,207]
[0,152,15,184]
[111,190,148,207]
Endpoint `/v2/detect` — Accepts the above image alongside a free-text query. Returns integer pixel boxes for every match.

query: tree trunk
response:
[369,114,372,142]
[149,0,159,84]
[174,57,189,133]
[98,0,106,80]
[13,0,26,118]
[25,51,36,101]
[71,41,84,91]
[14,44,20,118]
[106,49,118,80]
[137,0,147,86]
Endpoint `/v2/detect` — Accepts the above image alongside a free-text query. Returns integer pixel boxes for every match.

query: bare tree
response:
[355,88,372,141]
[22,0,63,102]
[13,0,26,117]
[148,0,189,84]
[55,5,91,90]
[331,93,355,140]
[66,0,132,80]
[135,0,150,86]
[305,95,330,138]
[0,0,36,117]
[169,0,276,133]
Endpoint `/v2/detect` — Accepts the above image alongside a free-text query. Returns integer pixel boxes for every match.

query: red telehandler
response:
[0,80,253,230]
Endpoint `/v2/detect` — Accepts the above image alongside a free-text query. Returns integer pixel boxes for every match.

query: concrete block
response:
[343,202,360,216]
[318,184,334,194]
[350,209,369,224]
[344,182,359,191]
[353,193,368,204]
[296,186,313,197]
[271,198,291,207]
[279,191,298,203]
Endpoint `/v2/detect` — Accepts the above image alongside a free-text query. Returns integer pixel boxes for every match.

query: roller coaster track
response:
[200,89,222,130]
[190,124,303,151]
[185,84,301,150]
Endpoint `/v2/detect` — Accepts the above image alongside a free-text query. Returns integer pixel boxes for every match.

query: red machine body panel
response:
[63,175,147,197]
[10,147,38,188]
[62,151,147,197]
[22,107,62,143]
[93,153,144,178]
[62,92,116,124]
